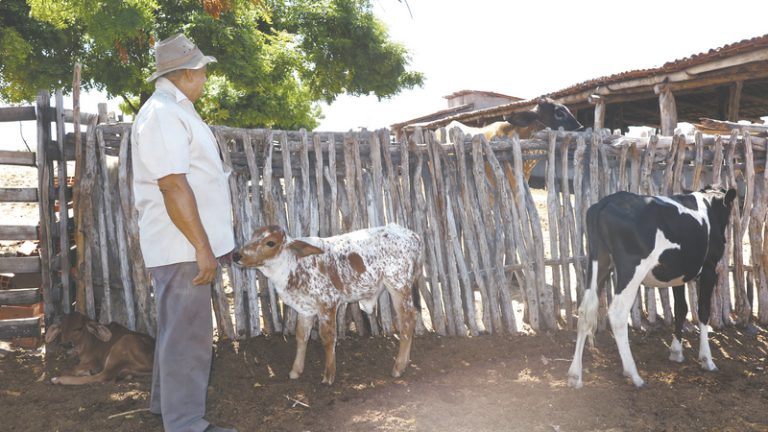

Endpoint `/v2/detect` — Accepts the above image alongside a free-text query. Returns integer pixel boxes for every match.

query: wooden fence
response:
[0,90,94,341]
[78,122,767,339]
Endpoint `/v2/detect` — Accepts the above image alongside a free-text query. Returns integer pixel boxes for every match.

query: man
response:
[131,33,237,432]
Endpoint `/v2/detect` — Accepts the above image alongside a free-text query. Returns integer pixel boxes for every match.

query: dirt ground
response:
[2,323,768,432]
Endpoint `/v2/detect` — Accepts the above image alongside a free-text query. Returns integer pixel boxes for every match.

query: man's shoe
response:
[204,424,238,432]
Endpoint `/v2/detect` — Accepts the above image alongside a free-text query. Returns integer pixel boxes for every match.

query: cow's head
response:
[234,225,324,268]
[45,312,113,354]
[507,98,583,131]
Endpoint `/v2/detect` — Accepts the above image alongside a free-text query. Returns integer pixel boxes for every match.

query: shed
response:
[394,34,768,136]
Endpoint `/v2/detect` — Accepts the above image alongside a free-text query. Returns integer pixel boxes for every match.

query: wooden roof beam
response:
[728,81,743,122]
[557,62,768,106]
[588,95,606,130]
[654,83,678,135]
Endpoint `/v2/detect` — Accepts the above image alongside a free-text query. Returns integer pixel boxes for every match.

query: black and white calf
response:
[568,186,737,388]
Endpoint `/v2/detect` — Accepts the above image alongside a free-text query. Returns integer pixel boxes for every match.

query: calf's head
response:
[234,225,324,267]
[701,185,737,235]
[45,312,113,353]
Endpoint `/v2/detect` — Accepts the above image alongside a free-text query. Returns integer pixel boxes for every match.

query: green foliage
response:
[0,1,84,102]
[0,0,423,129]
[287,0,423,103]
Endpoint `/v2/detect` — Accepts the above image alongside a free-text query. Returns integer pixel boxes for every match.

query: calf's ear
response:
[725,188,737,207]
[287,240,324,258]
[86,322,113,342]
[45,323,61,344]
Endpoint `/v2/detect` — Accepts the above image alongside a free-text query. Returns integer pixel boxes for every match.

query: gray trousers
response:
[149,261,212,432]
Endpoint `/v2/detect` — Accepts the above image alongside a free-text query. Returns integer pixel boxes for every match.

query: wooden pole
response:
[116,127,153,333]
[55,91,71,314]
[730,133,751,325]
[470,135,503,333]
[341,132,367,335]
[510,134,545,330]
[655,83,678,136]
[95,129,116,324]
[242,130,270,336]
[572,137,587,304]
[261,130,283,334]
[546,130,563,327]
[451,128,491,333]
[727,81,743,122]
[756,137,768,324]
[72,63,86,316]
[106,129,134,330]
[481,136,522,333]
[559,134,576,329]
[77,116,98,323]
[589,95,606,131]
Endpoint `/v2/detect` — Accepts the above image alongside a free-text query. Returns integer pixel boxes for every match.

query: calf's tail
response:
[579,204,603,345]
[411,251,422,310]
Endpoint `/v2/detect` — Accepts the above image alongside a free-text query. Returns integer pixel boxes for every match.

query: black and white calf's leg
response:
[607,260,648,388]
[697,266,718,371]
[567,253,611,389]
[669,285,687,363]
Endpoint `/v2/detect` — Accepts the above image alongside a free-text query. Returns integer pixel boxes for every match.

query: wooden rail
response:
[0,317,42,339]
[0,288,41,305]
[0,225,37,240]
[0,188,38,202]
[0,257,41,273]
[0,150,35,166]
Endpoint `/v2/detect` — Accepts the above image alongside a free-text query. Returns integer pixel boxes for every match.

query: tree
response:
[0,0,423,129]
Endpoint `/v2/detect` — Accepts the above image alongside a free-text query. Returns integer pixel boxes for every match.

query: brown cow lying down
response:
[45,312,154,385]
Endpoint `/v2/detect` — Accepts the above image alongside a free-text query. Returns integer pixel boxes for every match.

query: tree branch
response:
[121,94,138,114]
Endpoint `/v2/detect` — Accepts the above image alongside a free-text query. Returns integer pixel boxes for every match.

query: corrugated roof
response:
[548,34,768,99]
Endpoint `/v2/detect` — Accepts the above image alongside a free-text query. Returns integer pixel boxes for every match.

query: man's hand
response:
[194,247,218,286]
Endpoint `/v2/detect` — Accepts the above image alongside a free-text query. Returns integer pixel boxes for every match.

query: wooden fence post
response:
[36,91,55,322]
[54,91,71,314]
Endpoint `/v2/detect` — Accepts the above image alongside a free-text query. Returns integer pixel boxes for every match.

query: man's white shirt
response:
[131,77,235,267]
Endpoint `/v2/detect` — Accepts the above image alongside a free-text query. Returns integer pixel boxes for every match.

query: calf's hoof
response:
[699,359,718,372]
[321,374,335,385]
[629,376,645,388]
[669,351,684,363]
[51,377,61,385]
[289,370,301,380]
[622,370,645,387]
[567,374,583,389]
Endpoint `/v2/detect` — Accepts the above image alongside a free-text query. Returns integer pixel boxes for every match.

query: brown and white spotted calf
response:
[234,223,423,385]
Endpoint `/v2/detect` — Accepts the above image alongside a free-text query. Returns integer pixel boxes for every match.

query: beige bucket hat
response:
[146,33,217,82]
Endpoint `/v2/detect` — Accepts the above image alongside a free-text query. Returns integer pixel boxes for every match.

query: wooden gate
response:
[0,91,86,345]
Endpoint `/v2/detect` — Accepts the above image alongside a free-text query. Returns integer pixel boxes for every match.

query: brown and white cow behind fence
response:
[444,97,583,142]
[234,223,422,385]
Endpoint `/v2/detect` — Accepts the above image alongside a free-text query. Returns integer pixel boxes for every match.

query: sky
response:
[3,0,768,149]
[317,0,768,130]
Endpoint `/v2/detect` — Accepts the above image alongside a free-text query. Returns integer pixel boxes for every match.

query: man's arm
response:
[157,173,218,285]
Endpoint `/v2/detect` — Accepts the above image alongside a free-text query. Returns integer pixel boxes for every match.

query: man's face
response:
[187,66,208,102]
